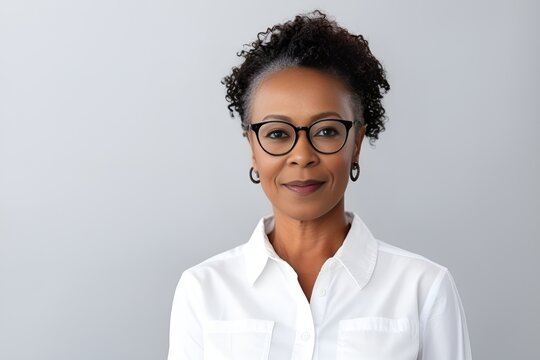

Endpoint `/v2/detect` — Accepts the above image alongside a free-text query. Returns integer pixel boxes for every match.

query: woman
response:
[168,10,472,360]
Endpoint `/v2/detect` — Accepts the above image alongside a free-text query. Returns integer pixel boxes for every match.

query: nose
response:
[287,129,319,167]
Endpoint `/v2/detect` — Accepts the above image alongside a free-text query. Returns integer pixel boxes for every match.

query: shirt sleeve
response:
[418,268,473,360]
[167,270,204,360]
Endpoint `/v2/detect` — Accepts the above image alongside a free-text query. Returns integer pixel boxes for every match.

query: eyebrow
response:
[261,111,343,123]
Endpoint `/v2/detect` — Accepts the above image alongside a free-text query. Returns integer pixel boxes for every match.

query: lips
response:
[282,179,325,195]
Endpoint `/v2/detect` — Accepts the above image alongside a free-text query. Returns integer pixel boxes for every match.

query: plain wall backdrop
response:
[1,0,538,359]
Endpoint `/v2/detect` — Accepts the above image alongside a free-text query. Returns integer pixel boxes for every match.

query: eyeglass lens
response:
[257,120,348,155]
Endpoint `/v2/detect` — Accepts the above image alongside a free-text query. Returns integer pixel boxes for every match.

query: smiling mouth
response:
[282,180,325,195]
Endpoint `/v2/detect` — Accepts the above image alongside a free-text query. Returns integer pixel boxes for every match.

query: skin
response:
[247,66,367,302]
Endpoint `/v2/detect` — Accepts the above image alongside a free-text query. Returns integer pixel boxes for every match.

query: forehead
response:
[249,67,353,123]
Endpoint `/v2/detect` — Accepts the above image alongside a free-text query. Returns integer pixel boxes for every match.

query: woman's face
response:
[247,66,366,221]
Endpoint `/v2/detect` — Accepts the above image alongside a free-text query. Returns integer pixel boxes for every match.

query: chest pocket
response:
[203,319,274,360]
[336,317,418,360]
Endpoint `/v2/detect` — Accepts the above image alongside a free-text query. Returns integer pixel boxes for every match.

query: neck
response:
[268,199,350,266]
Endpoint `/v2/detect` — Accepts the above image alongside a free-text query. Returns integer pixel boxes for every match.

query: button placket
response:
[274,257,316,359]
[291,303,316,359]
[310,258,336,325]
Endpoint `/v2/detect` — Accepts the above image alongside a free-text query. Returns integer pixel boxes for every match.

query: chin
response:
[273,201,341,222]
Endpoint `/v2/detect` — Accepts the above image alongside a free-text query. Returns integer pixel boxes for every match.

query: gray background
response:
[0,0,538,359]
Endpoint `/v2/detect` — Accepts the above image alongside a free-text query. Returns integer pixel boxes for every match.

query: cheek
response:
[258,164,284,202]
[330,158,351,185]
[327,149,355,188]
[254,151,283,184]
[330,143,355,174]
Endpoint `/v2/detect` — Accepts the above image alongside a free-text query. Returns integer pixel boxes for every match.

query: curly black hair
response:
[221,9,390,145]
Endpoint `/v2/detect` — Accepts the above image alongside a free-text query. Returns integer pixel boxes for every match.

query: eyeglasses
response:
[248,119,361,156]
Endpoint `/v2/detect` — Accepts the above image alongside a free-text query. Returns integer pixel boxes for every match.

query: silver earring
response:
[350,162,360,182]
[249,167,260,184]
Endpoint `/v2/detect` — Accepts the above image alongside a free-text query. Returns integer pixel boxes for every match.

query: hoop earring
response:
[350,162,360,182]
[249,167,260,184]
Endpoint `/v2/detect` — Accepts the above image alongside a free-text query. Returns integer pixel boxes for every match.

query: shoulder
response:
[376,238,448,273]
[349,212,447,279]
[373,238,451,300]
[178,243,248,285]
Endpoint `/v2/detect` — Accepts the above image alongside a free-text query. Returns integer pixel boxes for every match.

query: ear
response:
[246,131,258,170]
[353,125,366,162]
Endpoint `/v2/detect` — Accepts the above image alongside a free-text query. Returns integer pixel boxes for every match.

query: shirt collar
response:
[243,211,378,289]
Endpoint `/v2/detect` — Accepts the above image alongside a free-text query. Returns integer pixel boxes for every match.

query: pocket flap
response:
[339,316,411,333]
[203,319,275,360]
[205,318,275,334]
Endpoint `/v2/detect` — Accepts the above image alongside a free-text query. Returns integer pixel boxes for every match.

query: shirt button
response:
[301,332,310,341]
[318,288,327,297]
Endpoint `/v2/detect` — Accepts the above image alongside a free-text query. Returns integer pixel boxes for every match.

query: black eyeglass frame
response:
[248,118,362,156]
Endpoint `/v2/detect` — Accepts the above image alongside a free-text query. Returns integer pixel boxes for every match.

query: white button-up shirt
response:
[168,212,472,359]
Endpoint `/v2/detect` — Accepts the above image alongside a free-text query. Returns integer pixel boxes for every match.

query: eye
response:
[267,130,289,139]
[314,127,339,137]
[262,126,292,140]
